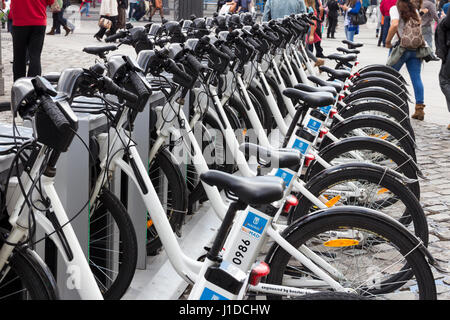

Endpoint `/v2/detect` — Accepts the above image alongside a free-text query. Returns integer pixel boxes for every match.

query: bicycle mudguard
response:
[325,114,416,152]
[349,77,410,103]
[357,64,407,84]
[310,136,423,179]
[16,247,60,299]
[352,71,408,93]
[264,206,435,267]
[343,88,408,115]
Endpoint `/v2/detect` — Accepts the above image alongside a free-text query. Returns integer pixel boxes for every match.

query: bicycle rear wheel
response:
[265,208,436,300]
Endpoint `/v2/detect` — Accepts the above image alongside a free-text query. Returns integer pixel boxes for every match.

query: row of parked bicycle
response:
[0,11,445,300]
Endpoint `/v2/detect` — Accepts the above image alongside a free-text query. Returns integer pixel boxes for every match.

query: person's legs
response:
[381,16,390,45]
[94,15,108,39]
[405,52,424,104]
[439,67,450,114]
[12,26,29,81]
[345,26,356,41]
[26,26,46,78]
[329,16,337,37]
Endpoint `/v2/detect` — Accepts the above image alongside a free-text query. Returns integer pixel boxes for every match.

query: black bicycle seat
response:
[326,53,357,63]
[239,143,302,169]
[342,39,363,49]
[308,75,344,91]
[318,66,351,81]
[200,170,285,205]
[336,47,360,55]
[283,88,335,107]
[83,45,118,57]
[294,83,337,96]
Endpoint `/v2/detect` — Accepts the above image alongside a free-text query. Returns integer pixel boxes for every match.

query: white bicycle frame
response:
[88,92,351,297]
[0,144,104,300]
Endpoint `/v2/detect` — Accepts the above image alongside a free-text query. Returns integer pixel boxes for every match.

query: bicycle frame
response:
[0,145,104,300]
[88,93,351,297]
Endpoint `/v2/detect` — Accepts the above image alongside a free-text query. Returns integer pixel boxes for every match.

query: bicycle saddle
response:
[239,143,302,169]
[283,88,335,107]
[307,75,344,91]
[342,39,363,49]
[83,45,118,57]
[294,83,337,96]
[200,170,285,205]
[336,47,360,55]
[326,53,357,63]
[318,66,351,81]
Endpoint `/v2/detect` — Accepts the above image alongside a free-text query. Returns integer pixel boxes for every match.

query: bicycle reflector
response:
[319,128,328,139]
[329,108,338,118]
[283,194,299,213]
[324,239,359,247]
[304,154,315,167]
[250,262,270,286]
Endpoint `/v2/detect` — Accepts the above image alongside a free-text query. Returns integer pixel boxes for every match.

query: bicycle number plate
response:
[225,209,270,271]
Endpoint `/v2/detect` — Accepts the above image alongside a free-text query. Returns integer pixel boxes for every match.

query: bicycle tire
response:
[89,188,138,300]
[294,292,370,300]
[336,100,415,141]
[265,208,436,300]
[323,114,416,161]
[343,88,409,116]
[248,84,275,132]
[147,147,187,254]
[349,77,409,105]
[265,74,289,118]
[0,245,58,300]
[357,64,407,84]
[307,136,420,199]
[294,163,428,244]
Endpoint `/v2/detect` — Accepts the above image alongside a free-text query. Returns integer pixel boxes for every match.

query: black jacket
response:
[118,0,129,9]
[436,14,450,62]
[327,0,339,18]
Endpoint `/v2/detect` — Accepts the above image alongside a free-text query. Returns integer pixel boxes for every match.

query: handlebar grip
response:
[40,96,71,132]
[103,77,139,103]
[236,36,254,52]
[186,53,206,73]
[166,59,193,87]
[246,37,261,51]
[209,44,231,61]
[105,30,127,43]
[220,44,236,61]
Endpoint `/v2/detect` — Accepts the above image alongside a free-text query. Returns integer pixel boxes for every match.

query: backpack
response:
[400,17,426,49]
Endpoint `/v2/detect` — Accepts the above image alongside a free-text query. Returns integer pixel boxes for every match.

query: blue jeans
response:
[380,16,390,46]
[80,2,90,15]
[129,3,139,19]
[391,49,424,104]
[345,26,356,42]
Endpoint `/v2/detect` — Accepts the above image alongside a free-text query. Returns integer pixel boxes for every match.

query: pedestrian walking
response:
[47,0,72,36]
[435,9,450,129]
[327,0,340,38]
[80,0,92,17]
[385,0,432,120]
[129,0,138,21]
[420,0,439,57]
[341,0,363,41]
[10,0,54,81]
[94,0,119,41]
[235,0,253,13]
[149,0,163,21]
[117,0,128,28]
[378,0,396,46]
[263,0,306,21]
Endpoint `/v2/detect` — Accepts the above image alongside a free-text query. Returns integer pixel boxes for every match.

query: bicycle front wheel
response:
[265,208,436,300]
[89,188,138,300]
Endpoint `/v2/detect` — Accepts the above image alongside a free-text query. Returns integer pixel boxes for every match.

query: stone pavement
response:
[0,13,449,299]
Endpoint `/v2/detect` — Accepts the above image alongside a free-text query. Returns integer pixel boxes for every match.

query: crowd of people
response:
[1,0,450,129]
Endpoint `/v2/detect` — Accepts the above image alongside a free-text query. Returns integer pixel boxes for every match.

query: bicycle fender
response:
[329,114,416,150]
[350,77,410,102]
[357,64,407,84]
[315,136,421,179]
[305,161,418,187]
[264,206,433,267]
[16,247,60,299]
